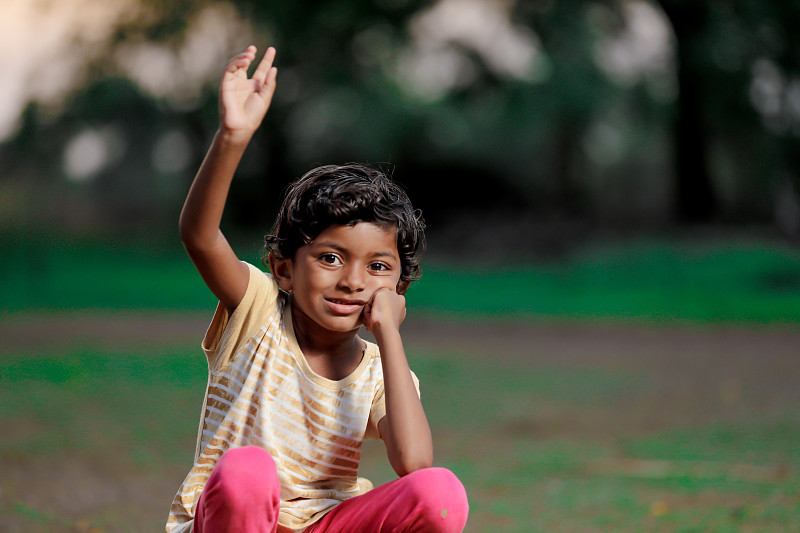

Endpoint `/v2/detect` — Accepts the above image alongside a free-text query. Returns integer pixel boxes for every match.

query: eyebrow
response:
[314,242,399,259]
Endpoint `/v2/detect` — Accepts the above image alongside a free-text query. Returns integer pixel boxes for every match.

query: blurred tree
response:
[658,1,717,222]
[514,0,619,213]
[656,0,800,225]
[3,0,800,242]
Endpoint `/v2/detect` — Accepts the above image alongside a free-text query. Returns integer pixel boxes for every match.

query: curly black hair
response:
[263,164,425,293]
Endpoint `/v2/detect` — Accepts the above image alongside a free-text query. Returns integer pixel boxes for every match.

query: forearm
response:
[177,46,275,311]
[179,129,251,249]
[375,327,433,476]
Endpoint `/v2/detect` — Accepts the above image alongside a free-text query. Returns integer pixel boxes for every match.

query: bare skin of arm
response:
[366,288,434,476]
[179,46,278,312]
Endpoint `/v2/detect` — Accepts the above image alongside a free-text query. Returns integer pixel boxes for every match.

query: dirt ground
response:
[7,312,800,432]
[407,318,800,431]
[2,313,799,532]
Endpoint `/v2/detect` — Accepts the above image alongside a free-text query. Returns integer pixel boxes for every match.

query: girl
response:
[167,46,468,533]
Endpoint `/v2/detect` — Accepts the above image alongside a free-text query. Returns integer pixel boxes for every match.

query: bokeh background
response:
[2,0,800,531]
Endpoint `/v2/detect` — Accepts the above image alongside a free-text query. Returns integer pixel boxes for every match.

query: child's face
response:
[277,222,402,335]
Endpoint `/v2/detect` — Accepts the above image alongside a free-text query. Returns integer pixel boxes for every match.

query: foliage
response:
[2,231,800,326]
[3,0,800,235]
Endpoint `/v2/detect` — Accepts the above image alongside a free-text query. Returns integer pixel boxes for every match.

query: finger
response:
[361,304,372,329]
[224,48,256,74]
[252,47,277,84]
[234,45,257,61]
[266,66,278,86]
[372,287,391,299]
[256,67,278,102]
[223,59,253,82]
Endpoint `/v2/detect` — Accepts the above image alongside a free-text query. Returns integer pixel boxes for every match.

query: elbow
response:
[178,213,196,247]
[178,214,192,246]
[381,417,434,476]
[179,229,199,255]
[403,459,434,477]
[178,216,210,253]
[393,451,433,477]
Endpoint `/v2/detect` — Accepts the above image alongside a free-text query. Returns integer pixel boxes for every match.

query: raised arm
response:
[179,46,277,312]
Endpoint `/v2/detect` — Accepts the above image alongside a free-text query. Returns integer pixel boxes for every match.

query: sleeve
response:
[365,366,421,440]
[201,261,280,372]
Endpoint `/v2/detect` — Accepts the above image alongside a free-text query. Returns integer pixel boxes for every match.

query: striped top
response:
[166,262,415,532]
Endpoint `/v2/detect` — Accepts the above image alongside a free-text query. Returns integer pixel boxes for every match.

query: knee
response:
[205,446,279,511]
[404,467,469,532]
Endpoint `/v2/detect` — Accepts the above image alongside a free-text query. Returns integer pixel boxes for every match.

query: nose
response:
[338,264,366,292]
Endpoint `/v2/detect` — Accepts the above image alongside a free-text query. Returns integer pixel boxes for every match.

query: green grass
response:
[1,232,216,312]
[3,231,800,324]
[0,346,205,464]
[2,231,799,530]
[409,348,799,533]
[2,342,798,531]
[411,239,800,325]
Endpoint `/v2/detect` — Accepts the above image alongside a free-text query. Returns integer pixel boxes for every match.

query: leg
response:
[307,467,468,533]
[194,446,281,533]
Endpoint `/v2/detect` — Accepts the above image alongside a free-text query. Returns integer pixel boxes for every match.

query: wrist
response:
[216,127,254,148]
[372,323,401,344]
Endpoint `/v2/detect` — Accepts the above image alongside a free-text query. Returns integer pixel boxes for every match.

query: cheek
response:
[364,274,397,293]
[379,273,403,291]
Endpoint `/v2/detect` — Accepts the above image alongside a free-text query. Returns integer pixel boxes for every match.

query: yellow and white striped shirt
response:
[166,262,413,532]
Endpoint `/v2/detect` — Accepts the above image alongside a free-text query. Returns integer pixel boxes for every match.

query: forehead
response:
[310,222,399,257]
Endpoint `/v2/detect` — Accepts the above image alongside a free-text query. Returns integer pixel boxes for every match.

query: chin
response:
[319,315,363,333]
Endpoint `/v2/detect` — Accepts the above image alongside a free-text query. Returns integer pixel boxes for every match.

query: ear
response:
[268,252,294,292]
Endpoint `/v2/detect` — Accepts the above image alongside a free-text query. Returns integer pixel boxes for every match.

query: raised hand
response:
[219,46,278,141]
[362,288,406,333]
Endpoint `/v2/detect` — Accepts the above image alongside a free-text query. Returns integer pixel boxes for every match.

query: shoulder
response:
[202,261,285,370]
[360,340,420,389]
[237,261,283,309]
[244,261,278,289]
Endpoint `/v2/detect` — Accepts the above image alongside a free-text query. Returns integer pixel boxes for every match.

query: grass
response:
[0,346,204,464]
[404,347,799,533]
[1,230,799,531]
[411,239,800,325]
[2,230,800,325]
[1,342,797,532]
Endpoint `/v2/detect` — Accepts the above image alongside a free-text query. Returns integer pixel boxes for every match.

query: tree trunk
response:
[660,1,717,222]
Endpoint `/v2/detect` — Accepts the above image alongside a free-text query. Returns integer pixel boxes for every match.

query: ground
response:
[1,313,798,532]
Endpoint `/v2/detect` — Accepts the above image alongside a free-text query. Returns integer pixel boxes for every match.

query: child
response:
[167,46,469,533]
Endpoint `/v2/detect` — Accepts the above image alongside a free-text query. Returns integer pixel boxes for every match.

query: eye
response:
[319,253,342,265]
[368,262,390,272]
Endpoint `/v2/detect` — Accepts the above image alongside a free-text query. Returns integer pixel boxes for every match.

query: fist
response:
[362,288,406,333]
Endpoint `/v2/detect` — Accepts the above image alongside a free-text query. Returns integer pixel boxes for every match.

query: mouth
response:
[324,297,366,315]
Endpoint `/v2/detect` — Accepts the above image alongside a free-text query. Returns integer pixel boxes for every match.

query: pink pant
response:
[194,446,468,533]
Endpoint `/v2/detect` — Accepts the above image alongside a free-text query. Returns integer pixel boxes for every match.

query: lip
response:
[324,297,367,315]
